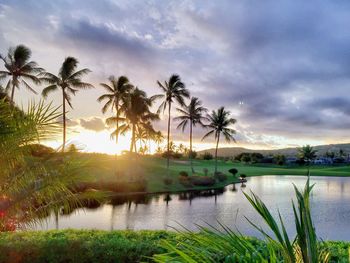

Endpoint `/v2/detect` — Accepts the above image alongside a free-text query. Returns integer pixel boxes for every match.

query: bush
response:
[202,152,213,160]
[0,230,177,263]
[172,152,183,159]
[203,168,208,176]
[240,174,247,181]
[228,168,238,176]
[163,178,173,185]
[188,150,197,159]
[178,175,192,188]
[214,172,227,182]
[179,171,189,177]
[190,176,215,186]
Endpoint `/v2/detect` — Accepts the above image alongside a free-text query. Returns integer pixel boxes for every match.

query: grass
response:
[42,153,350,193]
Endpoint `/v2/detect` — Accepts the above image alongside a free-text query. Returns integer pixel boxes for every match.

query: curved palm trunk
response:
[166,103,171,177]
[214,132,220,174]
[62,89,66,152]
[115,99,120,144]
[190,121,194,174]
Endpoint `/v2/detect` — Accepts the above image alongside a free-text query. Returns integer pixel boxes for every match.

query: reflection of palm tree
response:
[98,76,132,143]
[174,97,207,174]
[0,45,43,103]
[153,75,190,176]
[202,107,237,173]
[41,57,93,152]
[107,88,158,152]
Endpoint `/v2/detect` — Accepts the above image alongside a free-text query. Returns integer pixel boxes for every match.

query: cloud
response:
[1,0,350,148]
[79,117,106,132]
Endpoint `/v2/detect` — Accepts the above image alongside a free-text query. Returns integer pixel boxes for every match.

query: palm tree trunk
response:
[214,132,220,174]
[115,99,119,144]
[190,121,194,174]
[166,103,171,177]
[130,123,135,152]
[62,89,66,152]
[10,79,15,104]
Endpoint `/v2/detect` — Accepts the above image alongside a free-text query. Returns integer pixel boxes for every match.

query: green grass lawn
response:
[71,154,350,193]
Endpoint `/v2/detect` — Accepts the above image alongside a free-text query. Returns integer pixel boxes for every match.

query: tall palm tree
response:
[154,131,164,147]
[41,57,93,152]
[0,45,43,103]
[298,145,317,175]
[202,107,237,173]
[98,75,132,143]
[107,87,158,153]
[153,74,189,176]
[174,97,207,173]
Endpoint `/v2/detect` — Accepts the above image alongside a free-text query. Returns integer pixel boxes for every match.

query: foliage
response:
[274,154,286,165]
[190,176,215,186]
[298,145,317,164]
[0,100,102,231]
[0,230,176,263]
[41,56,93,151]
[214,171,227,182]
[179,171,189,177]
[235,152,264,163]
[202,152,213,160]
[188,150,197,159]
[152,179,331,263]
[0,44,43,102]
[202,107,237,173]
[228,168,238,176]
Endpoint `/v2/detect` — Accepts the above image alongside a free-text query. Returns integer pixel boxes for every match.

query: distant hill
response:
[198,143,350,157]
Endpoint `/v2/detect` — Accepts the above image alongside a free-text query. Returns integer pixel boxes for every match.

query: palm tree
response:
[153,74,190,176]
[0,45,43,103]
[41,57,93,152]
[298,145,317,174]
[202,107,237,173]
[107,88,158,153]
[174,97,207,174]
[154,131,164,148]
[98,76,132,144]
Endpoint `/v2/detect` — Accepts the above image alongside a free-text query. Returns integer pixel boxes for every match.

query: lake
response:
[34,176,350,241]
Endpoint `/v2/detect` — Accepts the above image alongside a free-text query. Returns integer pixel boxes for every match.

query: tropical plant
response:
[174,97,207,174]
[41,57,93,152]
[202,107,237,173]
[0,45,43,103]
[152,74,190,176]
[107,87,158,153]
[152,179,330,263]
[154,131,164,147]
[0,99,101,231]
[298,145,317,163]
[98,75,132,143]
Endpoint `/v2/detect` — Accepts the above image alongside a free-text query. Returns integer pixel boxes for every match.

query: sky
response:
[1,0,350,153]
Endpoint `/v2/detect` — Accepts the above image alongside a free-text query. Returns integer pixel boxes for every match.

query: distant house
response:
[313,157,333,165]
[286,157,297,164]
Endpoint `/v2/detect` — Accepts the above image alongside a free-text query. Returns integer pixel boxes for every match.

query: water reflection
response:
[34,176,350,241]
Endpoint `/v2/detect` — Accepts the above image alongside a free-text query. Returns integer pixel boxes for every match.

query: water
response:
[34,176,350,241]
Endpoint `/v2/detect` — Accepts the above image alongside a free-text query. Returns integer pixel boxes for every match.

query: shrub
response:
[0,230,177,263]
[228,168,238,176]
[214,172,227,182]
[178,175,192,187]
[172,152,183,159]
[240,174,247,181]
[179,171,189,177]
[163,178,173,185]
[202,152,213,160]
[190,176,215,186]
[203,168,208,176]
[188,150,197,159]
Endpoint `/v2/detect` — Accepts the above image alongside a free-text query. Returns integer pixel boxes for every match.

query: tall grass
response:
[152,179,331,262]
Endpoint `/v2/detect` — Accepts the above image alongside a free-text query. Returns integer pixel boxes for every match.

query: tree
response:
[152,74,190,176]
[0,45,43,103]
[41,57,93,152]
[174,97,207,174]
[107,88,158,153]
[0,100,99,230]
[298,145,317,174]
[154,131,164,147]
[274,154,286,165]
[98,76,132,144]
[202,107,237,173]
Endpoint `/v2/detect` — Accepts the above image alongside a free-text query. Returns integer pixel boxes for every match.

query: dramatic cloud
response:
[1,0,350,148]
[79,117,106,132]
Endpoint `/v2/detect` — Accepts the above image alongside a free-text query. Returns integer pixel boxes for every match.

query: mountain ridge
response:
[197,143,350,157]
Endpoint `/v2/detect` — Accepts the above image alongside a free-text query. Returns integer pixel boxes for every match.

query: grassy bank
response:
[0,230,348,263]
[76,154,350,193]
